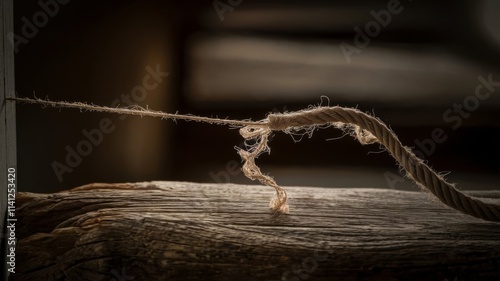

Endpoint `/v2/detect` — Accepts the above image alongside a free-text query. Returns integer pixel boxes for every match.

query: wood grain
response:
[13,182,500,281]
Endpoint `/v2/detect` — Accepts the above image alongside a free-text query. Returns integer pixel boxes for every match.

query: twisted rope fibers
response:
[9,97,500,222]
[267,107,500,221]
[10,97,262,127]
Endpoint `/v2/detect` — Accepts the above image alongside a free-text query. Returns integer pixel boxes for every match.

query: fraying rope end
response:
[270,193,289,214]
[238,125,290,215]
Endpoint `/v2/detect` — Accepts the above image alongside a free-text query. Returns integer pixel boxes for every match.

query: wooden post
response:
[1,0,16,279]
[12,182,500,280]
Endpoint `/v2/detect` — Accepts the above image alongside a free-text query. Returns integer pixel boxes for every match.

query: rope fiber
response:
[267,107,500,222]
[9,97,500,222]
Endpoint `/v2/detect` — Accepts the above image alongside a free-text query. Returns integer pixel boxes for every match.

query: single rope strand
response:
[8,97,264,127]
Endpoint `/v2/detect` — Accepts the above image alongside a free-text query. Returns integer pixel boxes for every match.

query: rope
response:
[266,107,500,221]
[8,97,265,127]
[10,97,500,222]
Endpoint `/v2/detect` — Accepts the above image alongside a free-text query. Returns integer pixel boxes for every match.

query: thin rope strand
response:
[8,97,265,127]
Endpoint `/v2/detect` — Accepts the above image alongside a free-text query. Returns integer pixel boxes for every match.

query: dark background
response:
[13,0,500,193]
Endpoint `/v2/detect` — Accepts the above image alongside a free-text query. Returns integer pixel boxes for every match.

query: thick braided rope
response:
[267,107,500,222]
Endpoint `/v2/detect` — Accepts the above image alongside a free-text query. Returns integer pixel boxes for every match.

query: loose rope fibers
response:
[9,97,500,222]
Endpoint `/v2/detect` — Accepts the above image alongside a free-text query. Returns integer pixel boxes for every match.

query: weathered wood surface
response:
[13,181,500,281]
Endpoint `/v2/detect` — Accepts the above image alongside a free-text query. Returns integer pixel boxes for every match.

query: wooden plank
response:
[13,181,500,280]
[1,0,16,280]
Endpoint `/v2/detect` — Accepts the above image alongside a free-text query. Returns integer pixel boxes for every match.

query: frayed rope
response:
[9,97,500,222]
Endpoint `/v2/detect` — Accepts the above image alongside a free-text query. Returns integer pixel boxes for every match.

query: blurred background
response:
[14,0,500,193]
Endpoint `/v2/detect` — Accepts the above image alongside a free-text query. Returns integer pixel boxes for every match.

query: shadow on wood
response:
[13,182,500,281]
